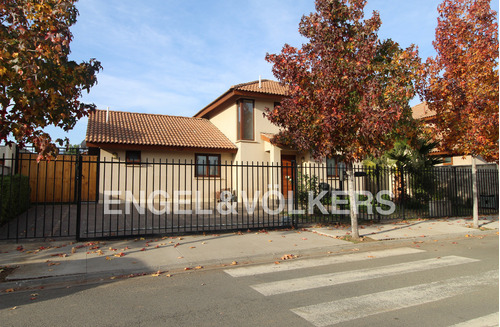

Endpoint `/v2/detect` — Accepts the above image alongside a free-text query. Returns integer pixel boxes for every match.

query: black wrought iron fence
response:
[0,151,497,241]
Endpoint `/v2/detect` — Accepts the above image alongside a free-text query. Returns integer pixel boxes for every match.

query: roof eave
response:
[86,142,238,154]
[194,89,286,119]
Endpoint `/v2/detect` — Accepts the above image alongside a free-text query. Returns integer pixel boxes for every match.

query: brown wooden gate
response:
[18,154,98,203]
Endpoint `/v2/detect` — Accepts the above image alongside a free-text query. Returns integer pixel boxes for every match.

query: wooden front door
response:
[281,155,296,199]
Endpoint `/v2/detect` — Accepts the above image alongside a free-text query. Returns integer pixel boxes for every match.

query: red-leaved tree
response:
[420,0,498,162]
[419,0,498,227]
[0,0,102,158]
[265,0,421,238]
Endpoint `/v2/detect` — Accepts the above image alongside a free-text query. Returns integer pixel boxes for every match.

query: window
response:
[126,151,141,164]
[327,157,346,177]
[195,154,221,177]
[443,157,453,165]
[237,99,254,140]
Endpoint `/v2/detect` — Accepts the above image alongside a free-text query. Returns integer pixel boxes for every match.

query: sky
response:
[44,0,499,145]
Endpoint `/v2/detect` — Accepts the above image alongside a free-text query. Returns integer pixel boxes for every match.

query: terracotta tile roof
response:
[412,102,436,120]
[231,79,288,96]
[194,79,288,118]
[86,109,237,151]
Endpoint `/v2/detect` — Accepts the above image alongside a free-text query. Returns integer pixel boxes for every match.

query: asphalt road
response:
[0,234,498,327]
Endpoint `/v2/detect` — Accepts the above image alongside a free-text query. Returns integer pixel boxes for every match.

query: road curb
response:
[1,229,496,292]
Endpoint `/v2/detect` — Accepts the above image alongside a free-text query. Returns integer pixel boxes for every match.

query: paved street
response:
[0,235,497,327]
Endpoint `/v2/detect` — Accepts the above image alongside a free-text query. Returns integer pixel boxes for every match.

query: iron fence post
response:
[75,154,83,242]
[292,161,298,228]
[375,165,381,222]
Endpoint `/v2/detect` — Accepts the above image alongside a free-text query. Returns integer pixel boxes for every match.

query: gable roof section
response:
[194,79,288,119]
[412,102,436,121]
[232,79,288,95]
[86,109,237,152]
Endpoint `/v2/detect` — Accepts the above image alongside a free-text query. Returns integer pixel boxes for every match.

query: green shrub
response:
[0,174,30,226]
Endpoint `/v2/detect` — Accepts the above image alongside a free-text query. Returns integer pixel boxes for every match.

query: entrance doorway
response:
[281,155,296,199]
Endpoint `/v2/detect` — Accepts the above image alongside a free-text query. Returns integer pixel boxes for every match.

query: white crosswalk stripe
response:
[251,255,479,296]
[224,247,498,326]
[224,247,425,277]
[291,270,498,327]
[449,312,499,327]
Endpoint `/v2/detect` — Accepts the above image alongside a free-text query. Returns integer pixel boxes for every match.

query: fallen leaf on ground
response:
[274,261,281,265]
[195,266,203,269]
[114,252,125,257]
[281,254,295,260]
[140,248,146,251]
[184,267,191,271]
[174,243,180,248]
[151,270,163,277]
[230,261,238,265]
[105,256,113,260]
[5,288,14,293]
[9,306,17,310]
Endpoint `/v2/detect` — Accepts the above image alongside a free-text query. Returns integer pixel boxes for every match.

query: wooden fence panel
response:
[81,156,98,202]
[18,154,97,203]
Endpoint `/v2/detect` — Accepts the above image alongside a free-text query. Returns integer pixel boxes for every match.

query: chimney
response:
[106,107,109,123]
[259,75,262,88]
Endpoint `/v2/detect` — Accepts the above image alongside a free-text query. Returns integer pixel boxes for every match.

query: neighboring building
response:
[0,144,16,175]
[411,102,491,167]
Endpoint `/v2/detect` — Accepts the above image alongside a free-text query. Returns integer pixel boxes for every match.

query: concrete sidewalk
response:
[0,215,497,290]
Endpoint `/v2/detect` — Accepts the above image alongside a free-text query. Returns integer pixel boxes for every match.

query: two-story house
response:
[411,102,491,166]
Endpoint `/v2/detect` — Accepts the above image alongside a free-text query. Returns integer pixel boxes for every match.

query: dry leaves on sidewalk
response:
[280,254,296,260]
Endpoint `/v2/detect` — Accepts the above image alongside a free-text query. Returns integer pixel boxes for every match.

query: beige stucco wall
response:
[435,155,493,167]
[208,97,282,164]
[0,144,16,169]
[98,149,236,207]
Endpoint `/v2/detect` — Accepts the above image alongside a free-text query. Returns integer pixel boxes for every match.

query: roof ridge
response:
[93,109,208,121]
[230,79,274,89]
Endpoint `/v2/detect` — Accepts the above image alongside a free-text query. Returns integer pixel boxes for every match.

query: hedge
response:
[0,174,30,226]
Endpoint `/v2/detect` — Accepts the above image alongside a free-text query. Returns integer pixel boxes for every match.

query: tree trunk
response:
[472,156,478,228]
[347,162,360,240]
